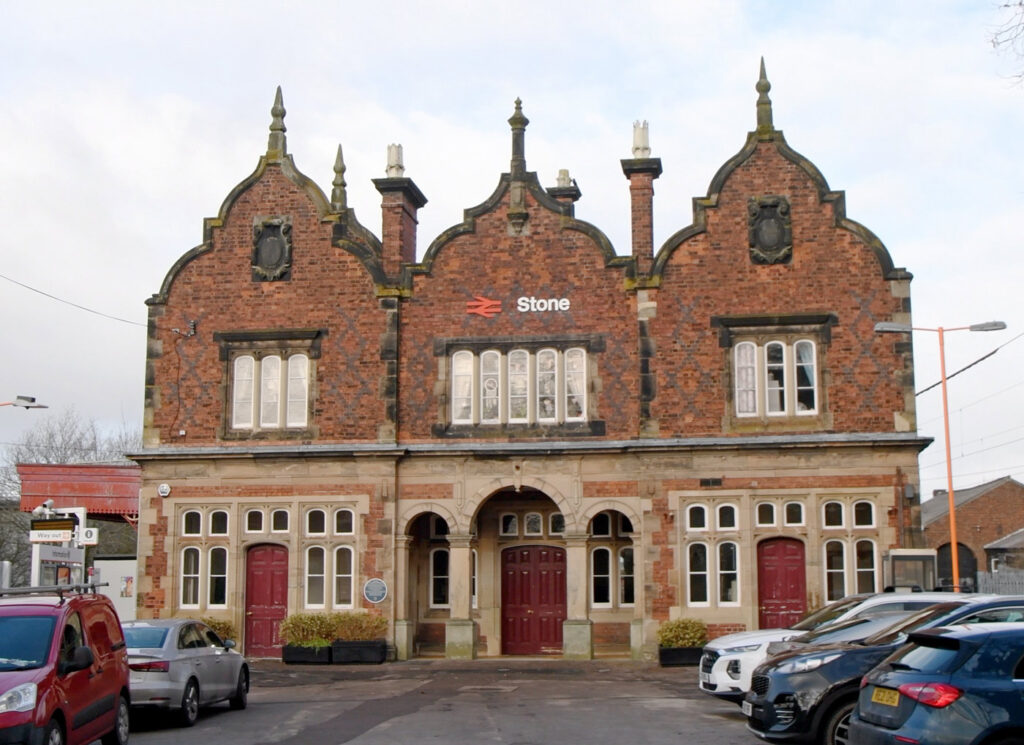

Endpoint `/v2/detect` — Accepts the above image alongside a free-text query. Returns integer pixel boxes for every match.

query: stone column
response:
[563,532,593,659]
[627,532,645,659]
[393,536,414,661]
[445,533,476,659]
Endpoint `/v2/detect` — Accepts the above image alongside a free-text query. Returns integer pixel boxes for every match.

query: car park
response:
[0,583,130,745]
[699,592,959,703]
[743,596,1024,745]
[851,623,1024,745]
[122,618,249,727]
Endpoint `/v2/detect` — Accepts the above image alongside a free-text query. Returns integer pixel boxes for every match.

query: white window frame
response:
[333,546,354,609]
[245,509,264,533]
[718,541,740,605]
[687,542,710,606]
[734,341,758,416]
[590,547,612,608]
[733,338,819,419]
[755,502,776,527]
[687,504,708,531]
[825,540,847,601]
[508,349,529,423]
[853,500,875,528]
[430,548,450,609]
[855,539,878,594]
[536,348,559,423]
[306,509,326,536]
[208,546,227,608]
[451,350,474,425]
[717,504,738,530]
[480,350,501,424]
[182,510,202,537]
[181,547,200,609]
[305,546,326,609]
[823,501,845,529]
[334,508,354,535]
[209,510,229,536]
[271,509,289,533]
[231,352,309,431]
[471,549,478,610]
[524,512,543,536]
[783,501,805,527]
[618,547,635,607]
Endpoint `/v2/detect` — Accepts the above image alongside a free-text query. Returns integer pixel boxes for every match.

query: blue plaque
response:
[363,577,388,604]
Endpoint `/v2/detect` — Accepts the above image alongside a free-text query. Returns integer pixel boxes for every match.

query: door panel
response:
[501,546,566,655]
[245,544,289,657]
[757,538,806,629]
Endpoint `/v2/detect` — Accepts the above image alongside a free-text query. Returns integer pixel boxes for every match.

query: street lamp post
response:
[875,320,1007,591]
[0,396,48,409]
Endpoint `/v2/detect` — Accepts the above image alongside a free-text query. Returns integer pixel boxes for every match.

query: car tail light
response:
[896,682,962,708]
[129,660,170,672]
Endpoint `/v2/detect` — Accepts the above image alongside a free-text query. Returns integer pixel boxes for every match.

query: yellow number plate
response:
[871,687,900,707]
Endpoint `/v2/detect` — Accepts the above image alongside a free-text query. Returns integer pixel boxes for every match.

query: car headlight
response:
[775,653,842,675]
[721,643,762,655]
[0,683,37,714]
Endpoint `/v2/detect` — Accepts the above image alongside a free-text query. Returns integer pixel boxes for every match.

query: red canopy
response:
[17,463,140,517]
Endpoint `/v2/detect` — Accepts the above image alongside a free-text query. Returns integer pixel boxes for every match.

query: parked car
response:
[122,619,249,727]
[851,623,1024,745]
[743,595,1024,745]
[0,583,130,745]
[699,592,959,703]
[763,611,913,657]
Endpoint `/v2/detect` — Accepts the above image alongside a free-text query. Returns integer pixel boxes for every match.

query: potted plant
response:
[656,618,707,666]
[329,612,389,664]
[279,612,334,664]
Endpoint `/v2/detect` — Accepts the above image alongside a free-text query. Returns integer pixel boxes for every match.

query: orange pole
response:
[937,327,961,592]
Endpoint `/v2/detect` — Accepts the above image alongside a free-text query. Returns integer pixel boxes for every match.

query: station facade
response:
[133,64,928,659]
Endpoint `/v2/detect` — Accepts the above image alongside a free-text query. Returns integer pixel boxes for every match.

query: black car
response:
[743,596,1024,745]
[851,623,1024,745]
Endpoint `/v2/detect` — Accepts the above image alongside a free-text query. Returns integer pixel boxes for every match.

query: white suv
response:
[697,591,968,703]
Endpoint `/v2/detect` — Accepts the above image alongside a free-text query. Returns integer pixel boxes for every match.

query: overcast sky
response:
[2,1,1022,501]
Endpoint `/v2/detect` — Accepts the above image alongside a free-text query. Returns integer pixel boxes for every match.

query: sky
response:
[1,1,1022,502]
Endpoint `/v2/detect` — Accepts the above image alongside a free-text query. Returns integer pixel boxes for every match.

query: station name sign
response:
[467,295,570,319]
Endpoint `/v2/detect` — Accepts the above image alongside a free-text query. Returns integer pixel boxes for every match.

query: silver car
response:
[122,619,249,727]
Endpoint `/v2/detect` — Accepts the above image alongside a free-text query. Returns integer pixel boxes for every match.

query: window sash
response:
[591,548,611,607]
[825,541,846,601]
[208,547,227,607]
[430,549,450,608]
[733,339,819,418]
[688,543,709,605]
[735,342,757,416]
[305,547,326,608]
[765,342,786,415]
[619,547,635,606]
[181,548,200,608]
[718,542,739,604]
[856,540,877,594]
[334,547,354,608]
[232,353,310,431]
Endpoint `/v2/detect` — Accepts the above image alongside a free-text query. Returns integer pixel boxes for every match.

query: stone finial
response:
[508,98,529,177]
[268,86,287,156]
[386,143,405,177]
[756,57,774,133]
[332,144,347,210]
[632,120,651,158]
[556,169,572,187]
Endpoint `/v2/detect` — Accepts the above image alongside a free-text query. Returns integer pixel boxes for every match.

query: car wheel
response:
[229,668,249,710]
[101,695,130,745]
[42,719,64,745]
[824,700,856,745]
[178,679,200,728]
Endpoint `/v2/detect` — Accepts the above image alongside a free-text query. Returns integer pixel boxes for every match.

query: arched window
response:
[451,351,473,424]
[565,348,587,420]
[619,547,635,606]
[856,540,877,593]
[182,510,202,536]
[181,547,200,608]
[500,514,518,536]
[232,355,255,428]
[271,509,289,532]
[794,341,817,414]
[231,352,310,432]
[334,509,354,535]
[687,505,707,531]
[245,509,264,533]
[825,541,846,601]
[853,501,875,528]
[688,543,709,605]
[591,512,611,537]
[823,501,844,528]
[735,341,757,416]
[549,513,565,535]
[259,355,282,428]
[209,510,229,536]
[718,542,739,604]
[208,547,227,607]
[480,350,501,423]
[784,502,804,526]
[524,512,543,536]
[591,547,611,607]
[765,341,787,414]
[536,349,558,422]
[334,547,354,608]
[430,549,450,608]
[718,504,737,530]
[756,503,776,527]
[286,354,309,427]
[508,350,529,422]
[306,509,326,536]
[305,547,326,608]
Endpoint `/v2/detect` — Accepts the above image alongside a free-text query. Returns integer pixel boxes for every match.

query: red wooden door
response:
[501,546,566,655]
[757,538,806,629]
[245,544,289,657]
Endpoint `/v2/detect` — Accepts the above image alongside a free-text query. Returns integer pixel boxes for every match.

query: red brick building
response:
[133,63,928,659]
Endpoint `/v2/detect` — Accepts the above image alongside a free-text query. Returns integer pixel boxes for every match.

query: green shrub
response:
[201,617,237,642]
[279,611,388,646]
[656,618,708,648]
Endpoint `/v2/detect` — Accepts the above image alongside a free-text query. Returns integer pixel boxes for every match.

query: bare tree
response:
[0,408,142,585]
[992,1,1024,78]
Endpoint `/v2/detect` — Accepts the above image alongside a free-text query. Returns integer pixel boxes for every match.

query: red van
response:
[0,584,130,745]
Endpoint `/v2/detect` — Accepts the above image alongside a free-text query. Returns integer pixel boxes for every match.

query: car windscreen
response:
[790,595,867,631]
[861,602,967,646]
[123,626,170,648]
[0,616,57,670]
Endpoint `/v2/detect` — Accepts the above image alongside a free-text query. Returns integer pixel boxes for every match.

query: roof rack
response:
[0,583,110,605]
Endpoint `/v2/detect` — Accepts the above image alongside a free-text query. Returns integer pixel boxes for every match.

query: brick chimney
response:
[621,120,662,277]
[372,143,427,278]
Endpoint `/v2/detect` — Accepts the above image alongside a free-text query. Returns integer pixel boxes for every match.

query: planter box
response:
[658,646,703,667]
[282,644,331,665]
[330,639,387,664]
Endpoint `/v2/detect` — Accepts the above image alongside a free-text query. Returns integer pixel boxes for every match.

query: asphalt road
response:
[128,658,751,745]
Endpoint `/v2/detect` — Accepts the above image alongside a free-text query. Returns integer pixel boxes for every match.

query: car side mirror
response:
[59,646,95,675]
[222,639,236,650]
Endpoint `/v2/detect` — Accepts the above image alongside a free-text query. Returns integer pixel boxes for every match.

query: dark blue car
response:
[851,623,1024,745]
